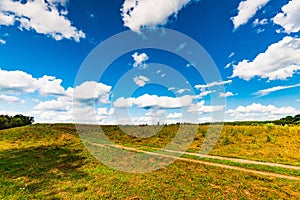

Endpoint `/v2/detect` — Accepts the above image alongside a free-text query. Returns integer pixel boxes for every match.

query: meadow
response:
[0,123,299,199]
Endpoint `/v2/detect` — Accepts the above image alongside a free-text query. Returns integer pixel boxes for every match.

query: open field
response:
[1,124,300,199]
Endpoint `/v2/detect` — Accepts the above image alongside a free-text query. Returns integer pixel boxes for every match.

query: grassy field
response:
[1,124,300,199]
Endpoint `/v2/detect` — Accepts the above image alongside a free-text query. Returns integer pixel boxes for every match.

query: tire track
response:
[87,141,300,181]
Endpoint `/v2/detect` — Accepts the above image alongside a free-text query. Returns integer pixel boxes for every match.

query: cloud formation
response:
[232,36,300,81]
[187,100,225,114]
[0,69,65,96]
[113,94,195,109]
[254,84,300,96]
[0,0,85,41]
[132,52,149,68]
[166,112,182,119]
[72,81,112,104]
[121,0,198,32]
[133,76,149,87]
[194,80,232,90]
[0,39,6,44]
[231,0,270,29]
[273,0,300,34]
[0,94,20,103]
[226,103,298,121]
[220,92,234,98]
[176,88,190,94]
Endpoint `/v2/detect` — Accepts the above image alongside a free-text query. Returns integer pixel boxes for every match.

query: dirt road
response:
[87,141,300,181]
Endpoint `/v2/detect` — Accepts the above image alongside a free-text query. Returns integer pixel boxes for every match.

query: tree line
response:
[0,114,34,130]
[203,114,300,126]
[273,114,300,125]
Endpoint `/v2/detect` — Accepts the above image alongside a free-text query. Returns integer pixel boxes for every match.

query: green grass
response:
[0,124,300,199]
[99,124,300,166]
[180,154,300,177]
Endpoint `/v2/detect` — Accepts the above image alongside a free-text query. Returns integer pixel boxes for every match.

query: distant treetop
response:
[0,114,34,130]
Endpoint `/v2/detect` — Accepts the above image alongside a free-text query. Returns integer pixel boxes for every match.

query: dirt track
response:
[88,141,300,181]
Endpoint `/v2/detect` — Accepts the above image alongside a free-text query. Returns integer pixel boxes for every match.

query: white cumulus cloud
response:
[220,92,234,98]
[121,0,198,32]
[231,0,270,29]
[273,0,300,34]
[133,75,149,87]
[72,81,112,104]
[226,103,298,121]
[145,109,165,117]
[34,99,72,111]
[188,100,225,114]
[0,0,85,42]
[166,112,182,119]
[232,36,300,81]
[0,94,20,103]
[0,11,14,26]
[0,69,65,96]
[113,94,195,109]
[132,52,149,68]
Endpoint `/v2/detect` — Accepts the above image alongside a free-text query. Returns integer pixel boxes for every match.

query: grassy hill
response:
[1,124,299,199]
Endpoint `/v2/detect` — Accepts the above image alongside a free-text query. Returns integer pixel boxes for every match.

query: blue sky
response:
[0,0,299,124]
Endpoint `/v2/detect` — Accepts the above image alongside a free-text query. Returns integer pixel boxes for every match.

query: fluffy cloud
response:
[117,116,156,125]
[0,11,14,26]
[0,94,20,103]
[231,0,270,29]
[0,69,114,123]
[166,112,182,119]
[34,97,114,123]
[113,94,195,109]
[220,92,234,98]
[97,107,115,115]
[133,76,149,87]
[145,110,165,117]
[0,69,37,93]
[187,100,225,114]
[72,81,112,104]
[273,0,300,34]
[254,83,300,96]
[32,109,74,123]
[226,103,298,121]
[194,80,232,90]
[38,76,66,96]
[0,69,113,103]
[0,69,65,95]
[121,0,198,32]
[34,99,72,111]
[0,69,115,123]
[132,52,149,68]
[232,36,300,81]
[0,0,85,41]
